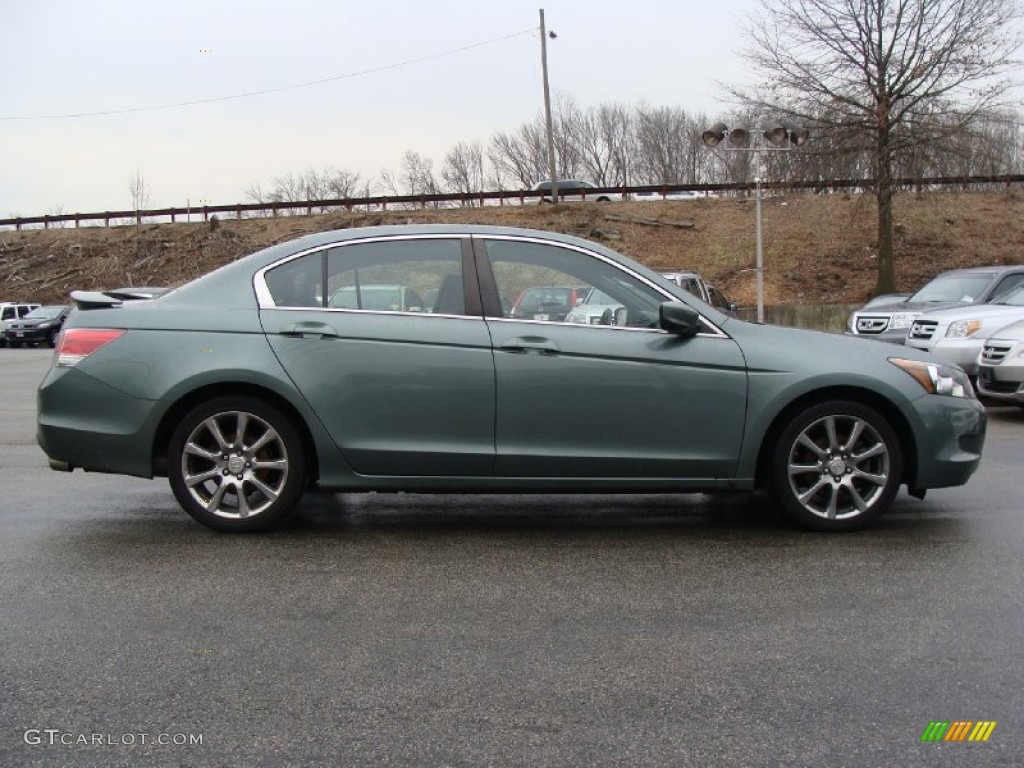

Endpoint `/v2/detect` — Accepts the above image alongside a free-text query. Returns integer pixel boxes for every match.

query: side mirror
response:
[659,302,702,336]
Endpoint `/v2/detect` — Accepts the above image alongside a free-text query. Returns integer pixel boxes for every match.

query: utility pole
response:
[539,9,558,203]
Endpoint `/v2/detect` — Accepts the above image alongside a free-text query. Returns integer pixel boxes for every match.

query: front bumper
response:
[5,327,54,344]
[977,362,1024,403]
[844,329,910,344]
[901,395,986,490]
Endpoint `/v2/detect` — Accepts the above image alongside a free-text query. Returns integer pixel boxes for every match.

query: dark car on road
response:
[4,305,71,348]
[846,265,1024,342]
[37,225,985,534]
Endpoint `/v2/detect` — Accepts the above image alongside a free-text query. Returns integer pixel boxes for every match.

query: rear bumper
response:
[37,366,159,478]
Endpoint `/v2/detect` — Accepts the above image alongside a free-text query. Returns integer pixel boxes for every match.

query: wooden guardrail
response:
[2,175,1022,231]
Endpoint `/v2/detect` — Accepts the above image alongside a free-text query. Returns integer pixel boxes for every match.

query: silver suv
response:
[977,318,1024,406]
[0,302,41,348]
[847,266,1024,343]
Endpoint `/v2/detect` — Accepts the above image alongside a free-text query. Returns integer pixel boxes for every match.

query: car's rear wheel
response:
[168,396,306,532]
[770,400,902,531]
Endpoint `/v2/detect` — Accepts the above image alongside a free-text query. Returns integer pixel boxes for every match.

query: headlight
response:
[946,319,982,338]
[889,357,976,399]
[888,312,918,330]
[37,322,53,329]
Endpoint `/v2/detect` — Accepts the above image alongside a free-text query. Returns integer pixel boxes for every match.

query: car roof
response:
[934,265,1024,277]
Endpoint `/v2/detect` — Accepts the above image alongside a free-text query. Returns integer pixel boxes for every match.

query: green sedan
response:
[37,225,986,532]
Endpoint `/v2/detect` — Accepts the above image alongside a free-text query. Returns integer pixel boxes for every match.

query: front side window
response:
[484,238,665,328]
[991,274,1024,302]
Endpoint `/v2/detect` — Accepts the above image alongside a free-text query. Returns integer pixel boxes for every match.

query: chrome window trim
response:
[259,305,483,322]
[253,233,467,310]
[475,234,729,339]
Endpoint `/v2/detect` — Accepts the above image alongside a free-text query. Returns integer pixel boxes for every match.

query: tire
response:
[47,329,59,348]
[168,396,307,532]
[0,338,6,348]
[8,341,21,349]
[769,400,902,532]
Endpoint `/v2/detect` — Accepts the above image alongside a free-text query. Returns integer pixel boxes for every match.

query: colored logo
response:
[921,721,997,742]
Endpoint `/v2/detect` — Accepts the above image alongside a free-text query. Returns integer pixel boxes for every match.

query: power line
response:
[0,27,536,121]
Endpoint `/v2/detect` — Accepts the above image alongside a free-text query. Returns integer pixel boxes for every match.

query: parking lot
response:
[2,346,1022,767]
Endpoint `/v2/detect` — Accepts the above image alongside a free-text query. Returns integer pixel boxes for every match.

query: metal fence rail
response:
[3,175,1023,231]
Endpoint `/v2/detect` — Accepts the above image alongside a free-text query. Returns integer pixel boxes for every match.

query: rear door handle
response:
[500,336,561,355]
[280,322,339,339]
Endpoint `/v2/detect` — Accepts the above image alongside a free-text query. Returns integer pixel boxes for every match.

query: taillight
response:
[56,329,126,367]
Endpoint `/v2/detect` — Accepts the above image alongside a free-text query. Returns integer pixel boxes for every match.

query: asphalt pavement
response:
[1,347,1022,767]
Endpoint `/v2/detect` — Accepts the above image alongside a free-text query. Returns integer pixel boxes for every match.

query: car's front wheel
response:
[168,396,306,532]
[47,329,59,348]
[770,400,902,531]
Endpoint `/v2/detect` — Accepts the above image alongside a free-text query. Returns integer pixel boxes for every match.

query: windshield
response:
[24,306,65,319]
[910,274,992,303]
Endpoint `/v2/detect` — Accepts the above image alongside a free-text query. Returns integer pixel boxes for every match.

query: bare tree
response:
[441,141,487,202]
[128,169,149,212]
[380,151,442,207]
[734,0,1021,293]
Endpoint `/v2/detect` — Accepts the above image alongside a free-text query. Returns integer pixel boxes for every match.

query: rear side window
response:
[262,238,466,316]
[326,239,464,315]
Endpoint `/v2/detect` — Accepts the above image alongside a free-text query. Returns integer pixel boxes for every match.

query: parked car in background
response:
[658,270,737,314]
[509,285,589,322]
[633,189,702,202]
[0,302,41,347]
[4,305,71,348]
[977,318,1024,406]
[37,224,985,534]
[564,286,625,325]
[329,284,426,313]
[846,266,1024,342]
[530,179,623,203]
[905,282,1024,377]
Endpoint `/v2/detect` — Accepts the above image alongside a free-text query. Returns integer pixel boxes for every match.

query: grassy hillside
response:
[1,190,1022,306]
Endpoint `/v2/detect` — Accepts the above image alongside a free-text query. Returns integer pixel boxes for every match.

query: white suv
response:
[0,302,41,347]
[530,179,623,203]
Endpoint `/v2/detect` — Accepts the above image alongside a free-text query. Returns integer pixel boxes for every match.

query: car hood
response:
[916,304,1024,322]
[855,299,969,314]
[985,318,1024,343]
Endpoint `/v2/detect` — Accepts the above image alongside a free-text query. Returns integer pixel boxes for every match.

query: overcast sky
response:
[0,0,759,217]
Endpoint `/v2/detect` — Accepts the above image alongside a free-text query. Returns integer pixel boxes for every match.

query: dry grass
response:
[1,190,1023,306]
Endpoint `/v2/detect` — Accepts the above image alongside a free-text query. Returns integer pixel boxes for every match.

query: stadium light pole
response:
[702,122,808,323]
[539,9,558,202]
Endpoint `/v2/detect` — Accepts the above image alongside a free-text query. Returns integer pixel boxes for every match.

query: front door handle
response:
[500,336,561,355]
[280,322,339,339]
